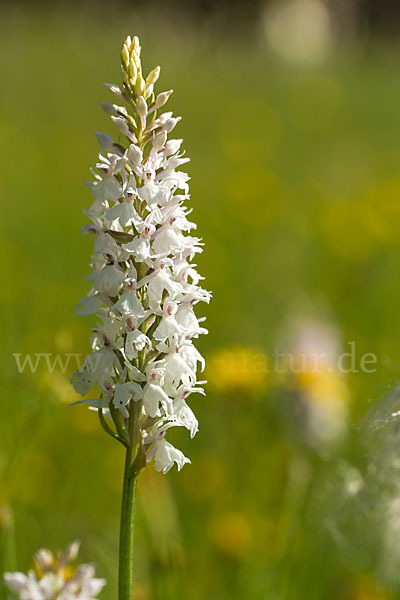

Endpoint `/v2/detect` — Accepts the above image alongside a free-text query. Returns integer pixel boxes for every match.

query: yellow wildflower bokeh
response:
[352,577,391,600]
[206,346,269,396]
[209,511,253,559]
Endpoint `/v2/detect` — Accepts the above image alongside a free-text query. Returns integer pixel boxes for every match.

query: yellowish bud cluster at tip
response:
[121,35,160,101]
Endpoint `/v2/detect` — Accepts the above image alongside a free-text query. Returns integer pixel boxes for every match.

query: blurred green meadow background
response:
[3,1,400,598]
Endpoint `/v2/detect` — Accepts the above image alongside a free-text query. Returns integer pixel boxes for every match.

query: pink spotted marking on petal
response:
[126,318,135,331]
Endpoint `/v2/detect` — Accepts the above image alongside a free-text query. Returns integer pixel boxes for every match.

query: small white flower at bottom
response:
[4,541,106,600]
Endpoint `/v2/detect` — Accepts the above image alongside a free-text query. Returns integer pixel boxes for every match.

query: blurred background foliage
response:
[2,0,400,598]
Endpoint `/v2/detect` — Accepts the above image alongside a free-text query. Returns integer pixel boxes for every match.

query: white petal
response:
[122,238,151,262]
[142,383,171,417]
[153,316,181,342]
[91,264,125,296]
[114,290,145,318]
[75,294,102,316]
[152,439,190,474]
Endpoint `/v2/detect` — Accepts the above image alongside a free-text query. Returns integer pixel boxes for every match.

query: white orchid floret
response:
[154,343,197,396]
[114,380,143,418]
[175,300,207,338]
[173,397,199,438]
[114,280,145,318]
[141,268,181,310]
[144,418,190,473]
[142,382,170,418]
[4,541,106,600]
[122,220,156,262]
[125,327,151,360]
[71,347,116,396]
[174,261,205,288]
[162,204,196,231]
[149,438,190,474]
[90,315,123,351]
[152,300,181,342]
[137,180,165,209]
[72,34,211,473]
[141,364,172,417]
[152,221,186,256]
[107,189,140,228]
[87,261,125,297]
[90,158,123,205]
[179,339,206,372]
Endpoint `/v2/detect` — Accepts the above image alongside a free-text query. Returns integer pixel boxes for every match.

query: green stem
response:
[118,444,138,600]
[98,408,127,447]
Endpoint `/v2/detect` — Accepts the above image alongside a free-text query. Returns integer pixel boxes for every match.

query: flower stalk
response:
[119,445,137,600]
[71,33,211,597]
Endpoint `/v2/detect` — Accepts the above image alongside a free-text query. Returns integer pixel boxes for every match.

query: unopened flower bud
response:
[155,89,173,109]
[146,66,160,88]
[129,60,137,83]
[165,138,183,155]
[127,144,143,164]
[136,96,147,118]
[121,64,129,83]
[131,36,141,58]
[144,84,154,100]
[153,130,167,151]
[121,44,130,68]
[134,71,145,95]
[162,116,181,133]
